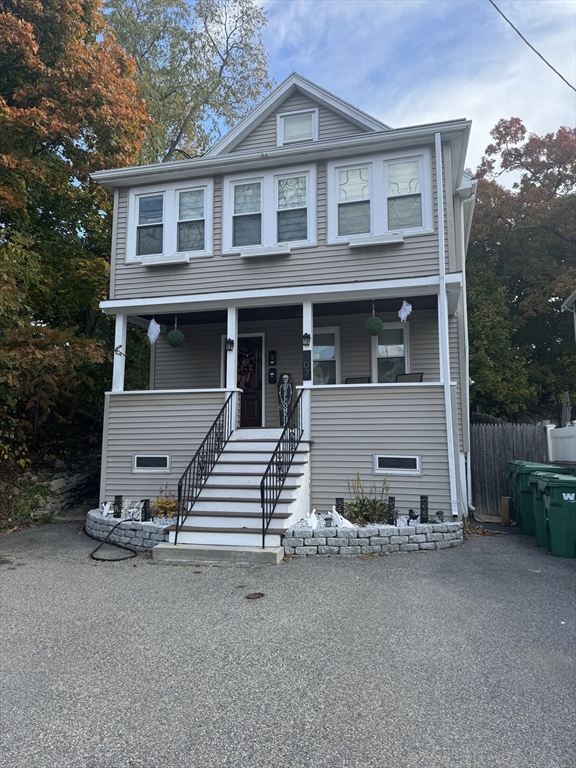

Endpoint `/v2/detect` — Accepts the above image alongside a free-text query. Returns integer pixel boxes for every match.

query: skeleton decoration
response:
[398,300,413,322]
[277,373,294,427]
[147,318,161,344]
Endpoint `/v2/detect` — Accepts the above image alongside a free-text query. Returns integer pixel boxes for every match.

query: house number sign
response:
[302,350,311,381]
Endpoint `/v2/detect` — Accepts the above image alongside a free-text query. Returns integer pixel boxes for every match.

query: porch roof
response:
[101,274,462,318]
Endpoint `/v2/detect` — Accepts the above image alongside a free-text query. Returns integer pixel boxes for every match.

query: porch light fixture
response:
[302,332,311,347]
[225,338,235,352]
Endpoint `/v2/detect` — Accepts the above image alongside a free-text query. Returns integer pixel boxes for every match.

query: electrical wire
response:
[488,0,576,93]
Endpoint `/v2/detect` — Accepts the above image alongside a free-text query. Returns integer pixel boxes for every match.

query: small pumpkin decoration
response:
[364,302,383,336]
[166,316,185,347]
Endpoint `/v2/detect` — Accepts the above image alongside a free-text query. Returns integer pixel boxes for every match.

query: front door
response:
[238,337,262,427]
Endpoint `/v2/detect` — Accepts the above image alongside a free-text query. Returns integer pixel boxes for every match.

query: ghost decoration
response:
[147,318,161,344]
[331,505,355,528]
[398,300,412,323]
[101,501,112,517]
[306,509,319,529]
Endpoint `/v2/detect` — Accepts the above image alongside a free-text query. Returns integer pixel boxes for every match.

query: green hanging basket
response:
[364,316,384,336]
[166,329,185,347]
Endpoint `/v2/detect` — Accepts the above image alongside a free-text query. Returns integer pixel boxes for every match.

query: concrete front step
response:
[168,529,282,547]
[153,542,284,565]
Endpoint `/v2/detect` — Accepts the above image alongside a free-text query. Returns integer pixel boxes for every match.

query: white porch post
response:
[112,314,127,392]
[301,301,313,440]
[226,306,238,425]
[436,132,459,517]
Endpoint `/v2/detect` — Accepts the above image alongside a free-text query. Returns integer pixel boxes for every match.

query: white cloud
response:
[261,0,576,175]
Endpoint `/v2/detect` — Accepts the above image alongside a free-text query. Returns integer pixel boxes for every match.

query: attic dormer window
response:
[277,109,318,146]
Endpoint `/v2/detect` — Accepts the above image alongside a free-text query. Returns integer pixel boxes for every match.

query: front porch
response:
[99,276,466,546]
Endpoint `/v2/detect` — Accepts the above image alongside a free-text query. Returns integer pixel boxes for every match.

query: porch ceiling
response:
[137,295,438,327]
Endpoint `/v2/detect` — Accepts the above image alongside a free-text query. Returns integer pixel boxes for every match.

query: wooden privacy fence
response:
[470,423,547,517]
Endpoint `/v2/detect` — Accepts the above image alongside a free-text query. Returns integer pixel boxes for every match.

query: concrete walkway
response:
[0,523,574,768]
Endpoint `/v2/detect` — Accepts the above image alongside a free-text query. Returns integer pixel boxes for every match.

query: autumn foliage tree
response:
[0,0,149,467]
[468,119,576,418]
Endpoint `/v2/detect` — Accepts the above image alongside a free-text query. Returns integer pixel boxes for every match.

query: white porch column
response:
[436,132,459,517]
[301,301,313,440]
[112,314,127,392]
[226,306,238,425]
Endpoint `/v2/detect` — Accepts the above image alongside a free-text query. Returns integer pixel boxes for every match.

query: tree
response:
[105,0,272,163]
[0,0,149,466]
[468,119,576,417]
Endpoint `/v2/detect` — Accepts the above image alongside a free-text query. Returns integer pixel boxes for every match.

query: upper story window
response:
[338,166,370,236]
[277,109,318,146]
[223,166,316,255]
[327,149,432,244]
[127,179,213,264]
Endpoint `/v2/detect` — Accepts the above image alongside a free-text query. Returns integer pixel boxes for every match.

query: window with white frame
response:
[133,455,170,472]
[338,166,370,236]
[277,174,307,242]
[327,150,431,243]
[371,324,409,383]
[233,181,262,247]
[223,166,316,253]
[313,328,340,385]
[127,179,213,262]
[373,454,420,475]
[277,109,318,146]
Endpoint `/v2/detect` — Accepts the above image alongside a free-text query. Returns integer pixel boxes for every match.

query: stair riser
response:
[198,487,297,500]
[191,500,290,513]
[181,515,290,530]
[208,467,303,481]
[217,454,308,464]
[169,530,282,547]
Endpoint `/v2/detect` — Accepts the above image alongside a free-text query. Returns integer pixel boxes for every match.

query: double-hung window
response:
[223,166,316,254]
[128,179,213,264]
[386,159,422,230]
[371,324,409,383]
[338,166,370,236]
[137,194,164,256]
[313,328,340,385]
[233,182,262,247]
[328,150,431,243]
[277,175,307,242]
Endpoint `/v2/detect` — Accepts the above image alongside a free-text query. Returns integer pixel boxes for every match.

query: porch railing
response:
[260,391,304,548]
[175,393,235,544]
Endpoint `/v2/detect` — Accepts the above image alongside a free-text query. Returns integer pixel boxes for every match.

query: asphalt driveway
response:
[1,523,575,768]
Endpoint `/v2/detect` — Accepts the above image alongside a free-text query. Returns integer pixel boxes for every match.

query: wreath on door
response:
[237,346,256,388]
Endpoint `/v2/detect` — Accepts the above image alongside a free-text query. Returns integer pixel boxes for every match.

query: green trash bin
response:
[541,474,576,558]
[530,470,575,548]
[507,461,571,535]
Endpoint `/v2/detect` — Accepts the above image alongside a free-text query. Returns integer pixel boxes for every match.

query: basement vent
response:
[374,455,420,475]
[133,455,170,472]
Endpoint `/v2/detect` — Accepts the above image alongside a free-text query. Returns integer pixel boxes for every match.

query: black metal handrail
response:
[175,393,235,544]
[260,391,304,548]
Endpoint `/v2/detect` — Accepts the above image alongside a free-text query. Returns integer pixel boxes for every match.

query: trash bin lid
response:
[535,472,576,491]
[514,461,569,474]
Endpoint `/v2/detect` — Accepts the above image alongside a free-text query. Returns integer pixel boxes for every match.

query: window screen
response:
[137,195,163,256]
[178,189,205,251]
[233,182,262,247]
[277,175,307,242]
[282,113,314,144]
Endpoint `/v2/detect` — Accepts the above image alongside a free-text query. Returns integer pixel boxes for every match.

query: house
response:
[92,73,477,552]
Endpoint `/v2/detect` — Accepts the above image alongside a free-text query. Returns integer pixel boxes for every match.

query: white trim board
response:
[101,274,463,316]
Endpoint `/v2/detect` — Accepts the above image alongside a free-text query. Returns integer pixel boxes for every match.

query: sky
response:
[259,0,576,175]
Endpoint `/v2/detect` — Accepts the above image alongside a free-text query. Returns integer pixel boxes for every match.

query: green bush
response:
[345,472,390,525]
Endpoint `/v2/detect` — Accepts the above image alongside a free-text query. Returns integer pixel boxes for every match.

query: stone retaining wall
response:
[282,522,463,556]
[85,509,169,552]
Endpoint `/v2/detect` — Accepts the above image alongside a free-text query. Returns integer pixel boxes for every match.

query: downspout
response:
[435,132,459,517]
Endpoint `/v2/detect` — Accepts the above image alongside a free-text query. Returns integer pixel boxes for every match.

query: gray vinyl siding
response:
[100,390,227,502]
[112,146,446,300]
[231,92,371,155]
[449,312,463,451]
[151,310,441,424]
[309,385,450,512]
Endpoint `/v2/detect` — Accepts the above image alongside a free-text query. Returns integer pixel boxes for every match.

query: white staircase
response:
[166,429,309,549]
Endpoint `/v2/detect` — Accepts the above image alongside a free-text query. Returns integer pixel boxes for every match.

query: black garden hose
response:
[83,518,138,561]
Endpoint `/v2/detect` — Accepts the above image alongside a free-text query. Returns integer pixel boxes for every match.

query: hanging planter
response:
[364,302,383,336]
[166,316,185,347]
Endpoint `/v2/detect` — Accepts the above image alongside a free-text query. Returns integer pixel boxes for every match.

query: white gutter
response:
[99,274,462,316]
[436,132,459,518]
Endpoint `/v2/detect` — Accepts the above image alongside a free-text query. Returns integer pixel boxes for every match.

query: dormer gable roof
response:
[205,72,391,157]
